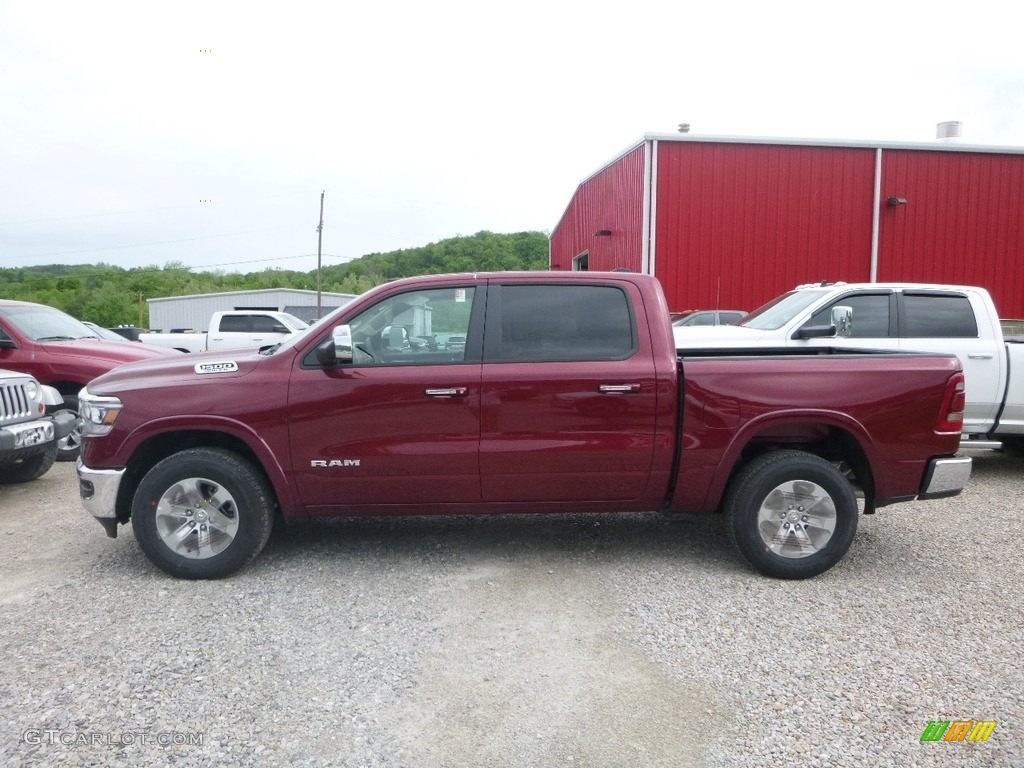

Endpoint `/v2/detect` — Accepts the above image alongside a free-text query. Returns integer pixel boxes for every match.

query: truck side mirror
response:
[831,306,853,338]
[315,325,354,367]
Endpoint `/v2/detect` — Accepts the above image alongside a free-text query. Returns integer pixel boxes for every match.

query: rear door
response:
[208,314,251,351]
[896,290,1002,431]
[479,280,660,503]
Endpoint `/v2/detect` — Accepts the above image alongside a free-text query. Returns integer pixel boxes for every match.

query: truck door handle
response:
[599,384,641,394]
[967,353,994,359]
[424,387,468,398]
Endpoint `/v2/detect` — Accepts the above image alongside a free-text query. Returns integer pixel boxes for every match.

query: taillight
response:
[936,372,966,433]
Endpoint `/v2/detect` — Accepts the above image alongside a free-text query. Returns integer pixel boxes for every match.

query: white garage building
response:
[147,288,358,333]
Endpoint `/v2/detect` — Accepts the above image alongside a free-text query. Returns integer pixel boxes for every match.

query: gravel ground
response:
[0,449,1021,767]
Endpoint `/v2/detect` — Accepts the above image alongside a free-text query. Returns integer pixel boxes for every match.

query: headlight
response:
[78,389,124,437]
[24,380,40,400]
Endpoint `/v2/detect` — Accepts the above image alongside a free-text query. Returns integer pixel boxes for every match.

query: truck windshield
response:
[739,289,832,330]
[279,313,309,331]
[0,304,96,341]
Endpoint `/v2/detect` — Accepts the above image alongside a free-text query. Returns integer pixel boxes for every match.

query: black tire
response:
[0,443,58,484]
[55,394,80,462]
[999,437,1024,457]
[131,448,275,579]
[725,450,858,579]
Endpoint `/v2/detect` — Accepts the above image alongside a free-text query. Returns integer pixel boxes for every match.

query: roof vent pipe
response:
[936,121,963,141]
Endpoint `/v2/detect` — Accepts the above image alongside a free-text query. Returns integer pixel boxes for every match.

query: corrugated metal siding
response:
[653,142,877,313]
[148,289,356,333]
[879,150,1024,318]
[550,145,647,272]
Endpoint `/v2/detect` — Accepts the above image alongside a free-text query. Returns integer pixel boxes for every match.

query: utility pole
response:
[316,190,325,319]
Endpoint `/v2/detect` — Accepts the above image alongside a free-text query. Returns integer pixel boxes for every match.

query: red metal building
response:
[550,135,1024,319]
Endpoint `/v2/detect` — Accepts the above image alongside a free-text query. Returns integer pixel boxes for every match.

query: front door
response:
[288,285,483,512]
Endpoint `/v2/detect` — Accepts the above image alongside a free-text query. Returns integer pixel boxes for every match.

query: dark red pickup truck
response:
[0,299,177,460]
[76,272,971,580]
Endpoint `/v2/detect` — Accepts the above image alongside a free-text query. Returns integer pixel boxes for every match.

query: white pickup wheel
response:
[725,450,858,579]
[131,448,274,579]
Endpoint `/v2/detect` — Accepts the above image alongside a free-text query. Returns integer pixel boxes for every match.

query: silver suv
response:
[0,369,75,484]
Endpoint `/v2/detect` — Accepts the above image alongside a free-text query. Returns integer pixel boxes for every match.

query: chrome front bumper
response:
[77,459,125,538]
[920,455,973,499]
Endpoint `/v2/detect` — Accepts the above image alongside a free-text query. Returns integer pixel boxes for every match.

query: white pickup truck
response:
[673,282,1024,449]
[139,310,310,354]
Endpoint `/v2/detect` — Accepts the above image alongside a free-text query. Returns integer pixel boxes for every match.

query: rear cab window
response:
[485,283,637,362]
[901,292,979,338]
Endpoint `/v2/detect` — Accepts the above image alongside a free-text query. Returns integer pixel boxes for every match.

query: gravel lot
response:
[1,449,1021,767]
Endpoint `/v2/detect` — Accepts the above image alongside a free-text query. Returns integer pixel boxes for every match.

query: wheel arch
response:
[703,412,878,513]
[113,428,295,524]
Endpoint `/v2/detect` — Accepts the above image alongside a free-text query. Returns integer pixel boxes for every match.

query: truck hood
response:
[673,324,771,349]
[43,338,181,365]
[87,349,263,394]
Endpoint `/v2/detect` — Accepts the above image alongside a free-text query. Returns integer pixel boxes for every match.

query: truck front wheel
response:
[0,443,58,484]
[725,450,858,579]
[131,448,275,579]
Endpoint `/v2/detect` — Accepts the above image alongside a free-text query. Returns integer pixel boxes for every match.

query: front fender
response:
[113,415,301,519]
[40,384,65,408]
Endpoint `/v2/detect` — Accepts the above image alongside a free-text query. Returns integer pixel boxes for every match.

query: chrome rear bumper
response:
[920,456,973,499]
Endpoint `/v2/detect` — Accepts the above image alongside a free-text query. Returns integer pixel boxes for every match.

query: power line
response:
[0,224,310,263]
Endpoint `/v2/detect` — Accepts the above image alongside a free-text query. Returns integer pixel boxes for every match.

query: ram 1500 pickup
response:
[673,282,1024,448]
[76,272,972,580]
[138,310,310,353]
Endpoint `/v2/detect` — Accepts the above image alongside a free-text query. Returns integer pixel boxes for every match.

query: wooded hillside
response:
[0,230,549,327]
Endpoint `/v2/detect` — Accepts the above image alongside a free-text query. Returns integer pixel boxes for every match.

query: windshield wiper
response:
[37,335,77,341]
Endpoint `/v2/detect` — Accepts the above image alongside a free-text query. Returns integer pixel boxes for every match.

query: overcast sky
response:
[1,0,1022,275]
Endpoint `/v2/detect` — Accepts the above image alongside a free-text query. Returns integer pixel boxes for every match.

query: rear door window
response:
[487,284,636,362]
[902,293,978,338]
[218,315,249,333]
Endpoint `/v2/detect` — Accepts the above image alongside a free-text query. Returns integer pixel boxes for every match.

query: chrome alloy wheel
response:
[756,480,838,559]
[154,477,240,559]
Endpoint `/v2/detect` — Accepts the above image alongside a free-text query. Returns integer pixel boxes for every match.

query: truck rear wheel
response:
[131,448,275,579]
[725,450,858,579]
